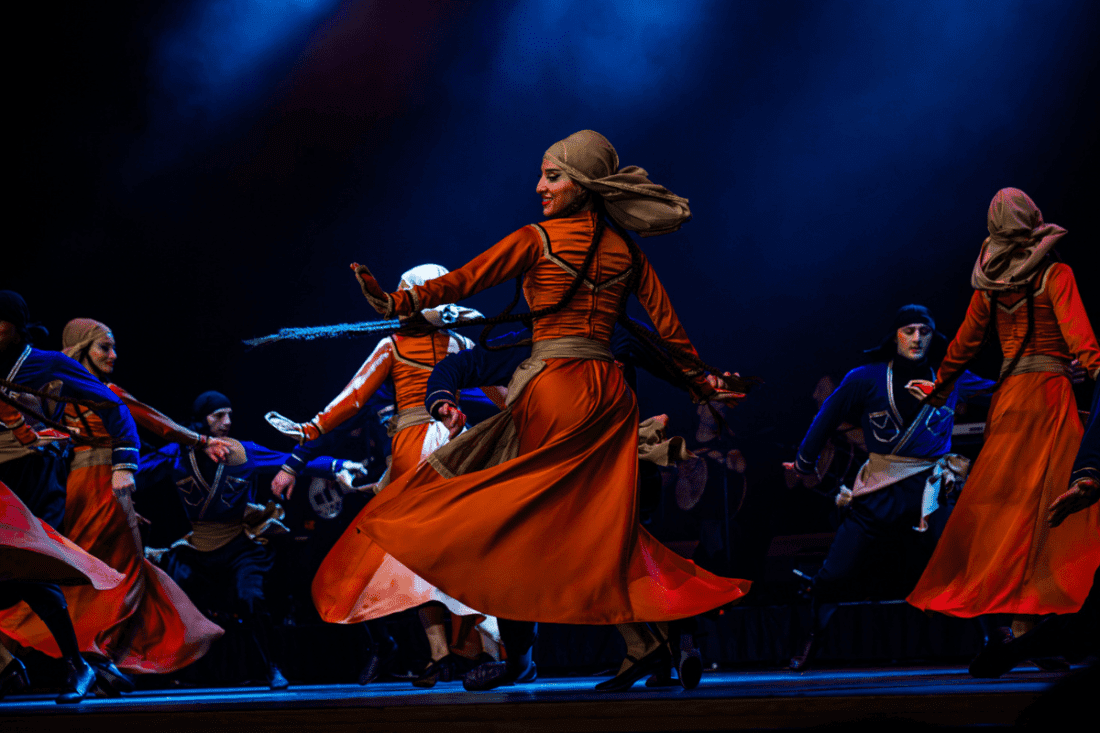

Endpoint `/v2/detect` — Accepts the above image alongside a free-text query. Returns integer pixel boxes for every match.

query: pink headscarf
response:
[971,188,1066,291]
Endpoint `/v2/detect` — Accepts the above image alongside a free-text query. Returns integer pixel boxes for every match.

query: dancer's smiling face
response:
[536,159,584,218]
[88,333,117,375]
[896,324,933,361]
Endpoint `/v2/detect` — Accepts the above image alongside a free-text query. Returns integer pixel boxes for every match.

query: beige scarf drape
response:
[971,187,1066,291]
[544,130,691,237]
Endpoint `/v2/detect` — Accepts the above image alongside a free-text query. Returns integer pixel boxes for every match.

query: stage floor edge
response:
[0,666,1067,731]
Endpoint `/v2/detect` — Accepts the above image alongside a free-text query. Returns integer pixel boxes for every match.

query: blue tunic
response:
[137,441,343,524]
[2,344,140,469]
[795,360,993,473]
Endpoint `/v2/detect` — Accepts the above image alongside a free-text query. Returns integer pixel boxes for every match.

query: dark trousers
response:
[163,533,274,617]
[812,468,948,628]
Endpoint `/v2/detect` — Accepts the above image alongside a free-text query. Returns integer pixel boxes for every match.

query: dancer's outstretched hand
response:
[707,372,746,406]
[1048,478,1100,527]
[437,403,467,438]
[351,263,394,316]
[203,437,233,463]
[271,469,296,500]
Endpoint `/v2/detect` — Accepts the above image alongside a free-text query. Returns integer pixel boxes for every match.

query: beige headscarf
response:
[971,188,1066,291]
[543,130,691,237]
[61,318,111,362]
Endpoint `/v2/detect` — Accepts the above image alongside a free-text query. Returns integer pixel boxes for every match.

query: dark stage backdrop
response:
[9,0,1100,484]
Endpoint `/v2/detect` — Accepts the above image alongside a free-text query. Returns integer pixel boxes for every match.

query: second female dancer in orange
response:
[349,130,752,690]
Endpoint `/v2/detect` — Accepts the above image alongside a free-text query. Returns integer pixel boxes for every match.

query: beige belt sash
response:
[838,452,970,532]
[387,405,433,437]
[428,337,613,479]
[172,502,288,553]
[71,448,112,470]
[1001,353,1071,379]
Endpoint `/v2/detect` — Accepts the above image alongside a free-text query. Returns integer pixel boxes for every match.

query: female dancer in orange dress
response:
[268,265,496,686]
[350,130,752,689]
[908,188,1100,648]
[46,319,224,679]
[2,398,127,702]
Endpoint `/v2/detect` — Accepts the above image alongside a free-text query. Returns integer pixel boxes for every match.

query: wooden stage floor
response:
[0,665,1074,731]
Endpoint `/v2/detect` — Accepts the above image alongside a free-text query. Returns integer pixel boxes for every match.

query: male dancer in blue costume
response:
[137,390,365,689]
[785,305,994,670]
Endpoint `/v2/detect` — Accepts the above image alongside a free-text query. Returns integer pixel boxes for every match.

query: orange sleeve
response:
[633,251,710,394]
[1047,263,1100,379]
[108,383,202,446]
[0,401,37,445]
[309,338,394,438]
[935,289,990,389]
[389,227,543,315]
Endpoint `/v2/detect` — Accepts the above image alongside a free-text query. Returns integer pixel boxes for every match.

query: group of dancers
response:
[2,130,1098,703]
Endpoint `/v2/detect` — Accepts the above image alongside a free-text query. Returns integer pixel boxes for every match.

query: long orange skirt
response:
[356,358,752,624]
[312,421,486,622]
[1,481,123,590]
[0,459,222,671]
[908,372,1100,616]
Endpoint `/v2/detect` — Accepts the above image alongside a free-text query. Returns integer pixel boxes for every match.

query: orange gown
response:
[309,331,487,623]
[0,391,223,672]
[356,212,752,624]
[908,263,1100,616]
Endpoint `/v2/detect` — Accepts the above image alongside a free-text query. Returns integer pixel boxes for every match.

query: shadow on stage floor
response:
[0,665,1080,731]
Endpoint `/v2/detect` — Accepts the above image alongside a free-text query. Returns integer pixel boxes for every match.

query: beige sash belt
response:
[428,337,614,479]
[172,501,288,553]
[1001,353,1071,378]
[838,452,970,533]
[387,405,433,437]
[71,448,112,470]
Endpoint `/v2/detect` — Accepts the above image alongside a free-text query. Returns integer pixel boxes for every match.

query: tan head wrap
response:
[543,130,691,237]
[61,318,111,361]
[971,188,1066,291]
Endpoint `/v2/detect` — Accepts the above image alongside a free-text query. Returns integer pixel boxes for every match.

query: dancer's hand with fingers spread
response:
[271,469,296,500]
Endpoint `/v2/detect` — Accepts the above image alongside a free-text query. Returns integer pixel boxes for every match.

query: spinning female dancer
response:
[268,265,497,687]
[908,188,1100,657]
[2,399,125,702]
[43,318,225,683]
[350,130,751,690]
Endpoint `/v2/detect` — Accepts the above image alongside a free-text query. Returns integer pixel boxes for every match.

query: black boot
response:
[56,656,99,704]
[0,656,30,699]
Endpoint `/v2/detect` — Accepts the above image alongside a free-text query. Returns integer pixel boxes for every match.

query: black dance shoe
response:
[412,657,449,689]
[595,646,671,692]
[789,633,820,672]
[56,657,99,704]
[89,657,135,695]
[968,626,1015,679]
[462,659,537,692]
[267,663,289,691]
[0,656,30,699]
[358,639,399,685]
[675,636,703,691]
